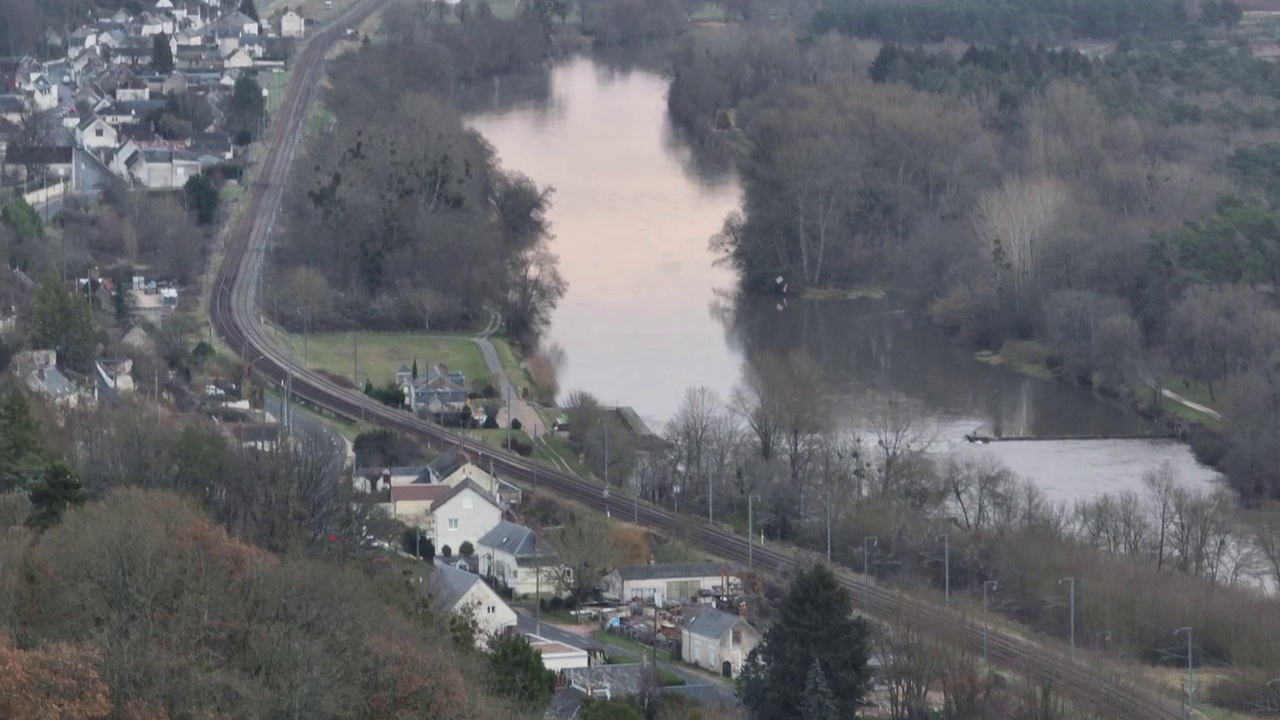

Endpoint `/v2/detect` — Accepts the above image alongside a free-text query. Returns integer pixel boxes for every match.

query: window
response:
[462,497,473,510]
[94,128,103,137]
[731,630,742,646]
[486,605,496,615]
[448,518,459,530]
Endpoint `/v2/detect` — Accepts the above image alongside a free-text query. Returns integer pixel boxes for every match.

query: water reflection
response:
[464,55,1221,501]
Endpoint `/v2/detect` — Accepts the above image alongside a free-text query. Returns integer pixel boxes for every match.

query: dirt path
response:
[1160,388,1224,422]
[473,311,547,436]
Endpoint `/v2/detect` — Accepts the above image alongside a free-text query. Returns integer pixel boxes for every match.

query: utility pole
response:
[983,580,999,670]
[862,536,877,613]
[532,428,538,490]
[1176,626,1194,720]
[939,533,950,608]
[506,382,512,451]
[747,494,761,570]
[708,469,713,525]
[1059,577,1075,652]
[820,491,831,563]
[602,422,610,516]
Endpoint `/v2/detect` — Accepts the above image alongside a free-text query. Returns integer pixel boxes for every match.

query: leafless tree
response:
[972,175,1068,307]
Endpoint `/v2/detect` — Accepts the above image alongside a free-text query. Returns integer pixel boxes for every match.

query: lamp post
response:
[1059,577,1075,652]
[1175,627,1194,720]
[938,533,950,608]
[819,491,832,563]
[862,536,878,613]
[747,494,761,569]
[602,421,610,516]
[983,580,999,670]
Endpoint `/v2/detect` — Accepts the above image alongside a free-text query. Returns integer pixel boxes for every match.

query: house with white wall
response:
[603,562,735,606]
[681,606,761,679]
[431,479,503,554]
[477,521,567,598]
[427,563,516,649]
[280,9,305,37]
[77,116,119,151]
[389,484,452,528]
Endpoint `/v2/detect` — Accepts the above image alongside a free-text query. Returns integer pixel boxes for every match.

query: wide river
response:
[465,56,1219,505]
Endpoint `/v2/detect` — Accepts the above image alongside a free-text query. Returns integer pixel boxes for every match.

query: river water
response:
[465,56,1219,504]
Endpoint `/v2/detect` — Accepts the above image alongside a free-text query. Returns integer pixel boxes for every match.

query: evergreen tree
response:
[412,358,418,379]
[26,461,87,530]
[32,270,94,374]
[239,0,260,21]
[487,634,556,710]
[151,32,174,72]
[184,173,220,225]
[227,75,266,144]
[737,564,871,719]
[801,659,839,720]
[0,386,46,492]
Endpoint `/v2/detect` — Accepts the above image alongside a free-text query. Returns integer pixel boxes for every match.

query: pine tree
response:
[801,660,838,720]
[736,564,871,719]
[412,358,418,379]
[32,270,94,374]
[487,635,555,710]
[0,387,46,492]
[151,32,173,72]
[26,461,87,530]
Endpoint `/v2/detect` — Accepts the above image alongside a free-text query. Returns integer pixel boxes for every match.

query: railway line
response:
[209,6,1189,718]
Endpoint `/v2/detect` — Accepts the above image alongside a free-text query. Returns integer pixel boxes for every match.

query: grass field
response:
[277,330,495,390]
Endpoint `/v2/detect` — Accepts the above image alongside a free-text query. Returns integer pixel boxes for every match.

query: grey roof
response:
[427,562,484,610]
[0,95,25,113]
[478,521,558,563]
[430,478,501,514]
[566,665,645,697]
[29,367,75,398]
[427,448,473,480]
[684,606,746,641]
[612,562,731,582]
[546,687,586,718]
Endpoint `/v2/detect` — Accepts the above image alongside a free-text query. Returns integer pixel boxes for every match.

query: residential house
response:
[477,520,566,598]
[603,563,735,606]
[68,27,100,54]
[431,479,504,553]
[134,148,200,188]
[400,362,470,416]
[681,606,761,678]
[189,131,232,160]
[97,103,138,126]
[118,122,157,145]
[76,115,119,151]
[21,74,57,112]
[4,145,75,186]
[389,483,452,528]
[110,140,143,179]
[221,47,253,69]
[239,35,266,59]
[115,77,151,101]
[162,71,189,94]
[280,9,305,37]
[426,562,517,648]
[95,358,136,395]
[155,0,174,9]
[26,365,79,405]
[221,11,261,36]
[139,12,176,36]
[549,664,648,715]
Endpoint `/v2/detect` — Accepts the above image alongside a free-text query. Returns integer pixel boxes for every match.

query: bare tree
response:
[971,175,1068,308]
[865,391,934,500]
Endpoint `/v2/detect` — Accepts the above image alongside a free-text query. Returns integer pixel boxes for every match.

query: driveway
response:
[514,611,740,708]
[473,311,547,436]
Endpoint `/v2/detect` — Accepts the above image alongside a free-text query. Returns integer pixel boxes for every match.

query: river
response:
[464,56,1220,504]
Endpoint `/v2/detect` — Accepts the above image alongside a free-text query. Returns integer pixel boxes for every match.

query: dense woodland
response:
[274,8,567,347]
[666,12,1280,502]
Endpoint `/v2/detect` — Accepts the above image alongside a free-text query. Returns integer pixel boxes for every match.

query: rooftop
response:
[427,562,484,610]
[390,484,452,503]
[613,562,732,582]
[684,606,748,640]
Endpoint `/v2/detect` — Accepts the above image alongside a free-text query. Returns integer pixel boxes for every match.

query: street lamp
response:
[1175,627,1194,720]
[1059,577,1075,652]
[983,580,999,670]
[748,494,761,570]
[938,533,950,608]
[862,536,878,614]
[819,491,832,563]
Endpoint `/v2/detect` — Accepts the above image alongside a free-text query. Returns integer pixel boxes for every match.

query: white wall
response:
[455,583,516,649]
[432,486,502,554]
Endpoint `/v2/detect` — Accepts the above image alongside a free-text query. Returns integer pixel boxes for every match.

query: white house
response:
[431,479,503,554]
[477,521,566,598]
[134,149,200,189]
[222,11,260,36]
[221,48,253,69]
[427,562,516,649]
[603,563,735,606]
[280,9,305,37]
[681,606,761,679]
[154,0,174,9]
[25,75,58,112]
[115,78,151,101]
[77,116,119,151]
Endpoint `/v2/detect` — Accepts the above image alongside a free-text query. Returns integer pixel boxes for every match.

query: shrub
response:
[441,544,452,558]
[459,541,474,557]
[511,417,523,431]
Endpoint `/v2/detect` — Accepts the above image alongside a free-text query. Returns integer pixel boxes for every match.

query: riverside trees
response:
[277,4,565,348]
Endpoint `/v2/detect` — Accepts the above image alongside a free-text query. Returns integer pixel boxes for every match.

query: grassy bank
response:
[273,329,494,390]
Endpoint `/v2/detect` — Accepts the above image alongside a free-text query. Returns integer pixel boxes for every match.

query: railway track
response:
[209,8,1188,719]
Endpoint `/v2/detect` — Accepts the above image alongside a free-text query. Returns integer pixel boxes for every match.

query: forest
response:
[274,8,566,347]
[666,16,1280,502]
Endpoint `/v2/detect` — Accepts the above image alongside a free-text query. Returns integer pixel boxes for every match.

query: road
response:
[515,612,738,707]
[263,393,349,460]
[206,2,1191,718]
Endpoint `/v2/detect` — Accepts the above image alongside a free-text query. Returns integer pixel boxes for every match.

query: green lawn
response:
[277,330,494,391]
[308,105,334,136]
[491,336,535,393]
[1160,374,1223,413]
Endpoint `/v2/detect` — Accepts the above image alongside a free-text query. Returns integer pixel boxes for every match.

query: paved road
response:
[474,310,547,436]
[515,611,738,707]
[264,393,351,461]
